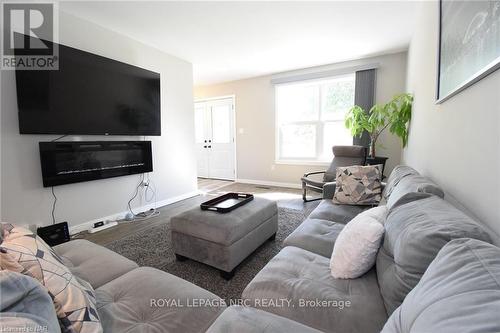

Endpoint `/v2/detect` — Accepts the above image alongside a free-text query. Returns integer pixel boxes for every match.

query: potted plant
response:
[344,93,413,158]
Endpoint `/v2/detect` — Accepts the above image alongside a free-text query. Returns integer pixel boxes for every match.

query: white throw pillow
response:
[356,205,388,224]
[330,206,388,279]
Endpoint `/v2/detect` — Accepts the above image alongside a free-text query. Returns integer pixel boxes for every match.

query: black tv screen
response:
[16,40,161,136]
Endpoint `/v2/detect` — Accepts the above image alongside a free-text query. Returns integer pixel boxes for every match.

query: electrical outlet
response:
[94,221,104,228]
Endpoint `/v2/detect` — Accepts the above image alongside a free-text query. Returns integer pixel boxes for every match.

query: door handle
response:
[208,146,212,148]
[208,140,212,143]
[203,145,207,148]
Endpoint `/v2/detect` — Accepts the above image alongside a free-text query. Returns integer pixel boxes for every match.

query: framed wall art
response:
[437,0,500,103]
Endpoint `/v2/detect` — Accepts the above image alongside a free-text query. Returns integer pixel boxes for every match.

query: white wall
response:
[0,65,2,220]
[195,52,408,186]
[0,12,198,231]
[404,2,500,240]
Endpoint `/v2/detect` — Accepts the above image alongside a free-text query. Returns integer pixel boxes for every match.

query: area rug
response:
[105,200,319,302]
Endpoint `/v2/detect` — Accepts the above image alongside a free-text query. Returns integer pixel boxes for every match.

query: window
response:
[275,74,355,164]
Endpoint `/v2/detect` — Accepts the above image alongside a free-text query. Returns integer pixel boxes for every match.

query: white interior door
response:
[194,97,236,180]
[194,102,210,178]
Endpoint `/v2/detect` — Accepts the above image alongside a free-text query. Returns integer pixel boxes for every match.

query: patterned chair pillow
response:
[0,223,102,333]
[333,165,382,205]
[0,248,24,273]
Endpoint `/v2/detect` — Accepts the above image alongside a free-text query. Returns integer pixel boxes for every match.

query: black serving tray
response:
[200,193,254,213]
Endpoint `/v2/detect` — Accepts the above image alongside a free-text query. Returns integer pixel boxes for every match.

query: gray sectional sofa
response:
[54,239,226,332]
[218,237,500,333]
[382,238,500,333]
[2,165,499,333]
[204,165,498,332]
[231,165,496,332]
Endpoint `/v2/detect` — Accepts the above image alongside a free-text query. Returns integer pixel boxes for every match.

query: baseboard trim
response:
[69,190,201,235]
[236,178,302,189]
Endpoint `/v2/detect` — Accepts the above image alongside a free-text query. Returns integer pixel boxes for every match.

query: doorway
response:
[194,96,236,180]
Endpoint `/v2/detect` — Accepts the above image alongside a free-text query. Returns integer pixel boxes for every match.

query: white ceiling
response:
[60,1,417,85]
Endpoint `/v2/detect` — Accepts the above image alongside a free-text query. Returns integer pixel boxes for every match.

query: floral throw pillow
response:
[333,165,382,205]
[0,223,102,333]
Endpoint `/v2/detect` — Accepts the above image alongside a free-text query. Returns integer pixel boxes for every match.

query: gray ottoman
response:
[171,197,278,279]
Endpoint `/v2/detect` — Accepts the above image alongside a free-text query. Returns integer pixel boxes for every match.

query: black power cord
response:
[51,186,57,224]
[126,173,159,221]
[127,173,145,216]
[48,135,67,224]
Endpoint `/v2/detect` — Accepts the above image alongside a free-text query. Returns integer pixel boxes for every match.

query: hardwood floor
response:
[197,178,233,193]
[76,178,303,246]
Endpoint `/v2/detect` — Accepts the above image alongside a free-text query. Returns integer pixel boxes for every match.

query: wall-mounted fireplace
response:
[39,141,153,187]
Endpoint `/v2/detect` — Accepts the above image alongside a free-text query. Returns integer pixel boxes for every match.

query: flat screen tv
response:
[16,38,161,136]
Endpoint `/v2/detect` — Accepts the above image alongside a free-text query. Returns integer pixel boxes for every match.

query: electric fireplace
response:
[39,141,153,187]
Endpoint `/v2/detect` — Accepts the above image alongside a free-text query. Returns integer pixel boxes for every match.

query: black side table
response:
[365,156,389,178]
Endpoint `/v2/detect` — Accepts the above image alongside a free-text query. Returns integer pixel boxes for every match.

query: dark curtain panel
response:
[353,69,376,147]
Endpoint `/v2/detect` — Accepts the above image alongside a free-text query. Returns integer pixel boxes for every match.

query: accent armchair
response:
[301,145,367,202]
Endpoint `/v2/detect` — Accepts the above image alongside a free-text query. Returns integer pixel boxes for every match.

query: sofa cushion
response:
[386,174,444,209]
[382,165,419,199]
[242,246,388,333]
[54,239,138,289]
[96,267,225,333]
[283,218,343,258]
[0,271,61,333]
[0,224,102,333]
[308,199,369,224]
[333,165,382,205]
[376,196,492,315]
[206,305,322,333]
[382,238,500,333]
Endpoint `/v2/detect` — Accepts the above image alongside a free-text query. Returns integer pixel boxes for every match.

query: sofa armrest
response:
[322,182,337,199]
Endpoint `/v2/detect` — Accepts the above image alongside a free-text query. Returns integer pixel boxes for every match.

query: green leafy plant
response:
[344,93,413,158]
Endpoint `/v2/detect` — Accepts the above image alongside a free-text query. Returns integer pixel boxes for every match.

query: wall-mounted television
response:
[16,38,161,136]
